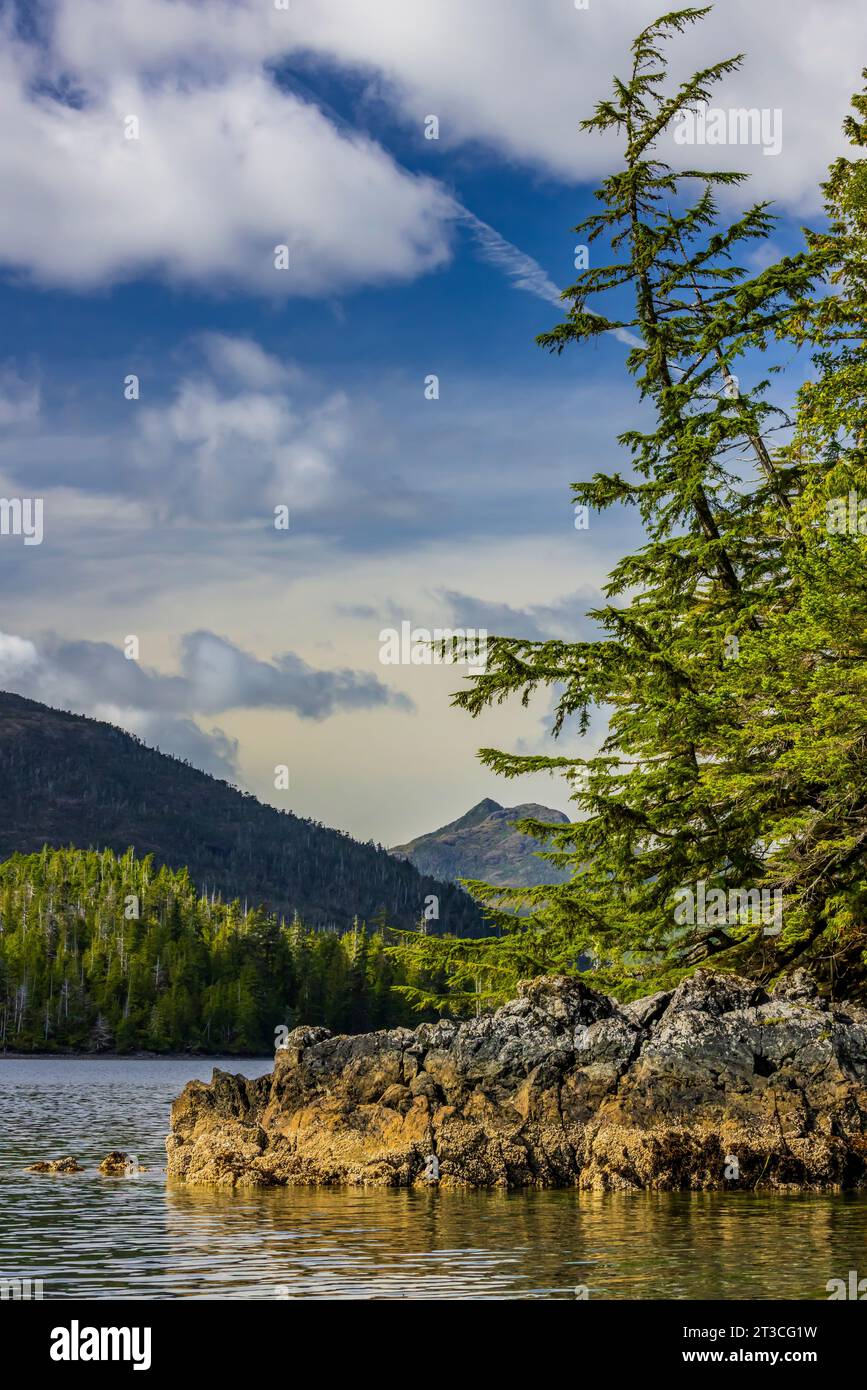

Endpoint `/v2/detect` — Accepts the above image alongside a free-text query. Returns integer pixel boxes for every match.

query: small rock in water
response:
[98,1151,147,1175]
[27,1156,84,1174]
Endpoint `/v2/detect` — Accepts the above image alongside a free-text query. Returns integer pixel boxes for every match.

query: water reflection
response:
[161,1184,867,1300]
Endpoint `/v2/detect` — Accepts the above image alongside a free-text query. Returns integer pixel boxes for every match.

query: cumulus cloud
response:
[41,0,866,209]
[286,0,863,207]
[0,631,238,776]
[178,629,414,718]
[88,336,349,522]
[0,13,453,294]
[0,627,413,777]
[133,375,343,521]
[198,334,298,391]
[0,627,413,718]
[0,0,858,300]
[0,336,361,528]
[0,632,41,680]
[0,335,647,565]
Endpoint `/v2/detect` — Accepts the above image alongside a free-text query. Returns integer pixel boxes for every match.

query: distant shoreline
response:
[0,1051,274,1062]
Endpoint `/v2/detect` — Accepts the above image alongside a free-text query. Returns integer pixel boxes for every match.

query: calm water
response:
[1,1057,866,1300]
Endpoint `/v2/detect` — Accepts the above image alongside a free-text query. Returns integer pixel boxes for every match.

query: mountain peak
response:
[391,799,570,888]
[451,798,503,829]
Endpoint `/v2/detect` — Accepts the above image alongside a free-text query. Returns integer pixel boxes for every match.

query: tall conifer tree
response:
[390,9,867,1011]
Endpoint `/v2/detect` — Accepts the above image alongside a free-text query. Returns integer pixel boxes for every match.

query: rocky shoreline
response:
[165,971,867,1191]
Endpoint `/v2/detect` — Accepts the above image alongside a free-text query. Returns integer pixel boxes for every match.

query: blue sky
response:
[0,0,862,844]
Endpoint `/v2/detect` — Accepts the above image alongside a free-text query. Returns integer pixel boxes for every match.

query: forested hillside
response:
[0,847,443,1053]
[0,692,483,935]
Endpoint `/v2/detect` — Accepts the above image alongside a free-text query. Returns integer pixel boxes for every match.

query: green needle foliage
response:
[0,847,436,1052]
[390,10,867,1011]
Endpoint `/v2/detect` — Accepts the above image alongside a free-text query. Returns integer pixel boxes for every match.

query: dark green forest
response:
[0,847,441,1053]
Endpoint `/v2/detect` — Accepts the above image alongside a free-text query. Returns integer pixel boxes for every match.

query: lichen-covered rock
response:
[165,970,867,1191]
[27,1156,84,1174]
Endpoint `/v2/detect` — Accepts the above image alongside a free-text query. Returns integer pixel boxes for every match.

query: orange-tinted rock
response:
[166,970,867,1191]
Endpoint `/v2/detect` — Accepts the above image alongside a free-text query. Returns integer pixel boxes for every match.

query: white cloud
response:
[130,343,346,520]
[198,334,296,390]
[282,0,864,207]
[178,629,414,718]
[0,632,40,679]
[44,0,867,207]
[0,338,645,550]
[0,16,453,293]
[0,0,858,297]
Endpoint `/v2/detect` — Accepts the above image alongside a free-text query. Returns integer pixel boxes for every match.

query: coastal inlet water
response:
[1,1058,865,1300]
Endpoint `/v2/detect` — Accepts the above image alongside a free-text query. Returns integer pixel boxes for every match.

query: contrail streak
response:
[456,206,643,349]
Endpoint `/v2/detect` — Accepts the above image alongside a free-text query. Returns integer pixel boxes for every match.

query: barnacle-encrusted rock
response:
[98,1151,148,1175]
[27,1156,84,1174]
[166,971,867,1191]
